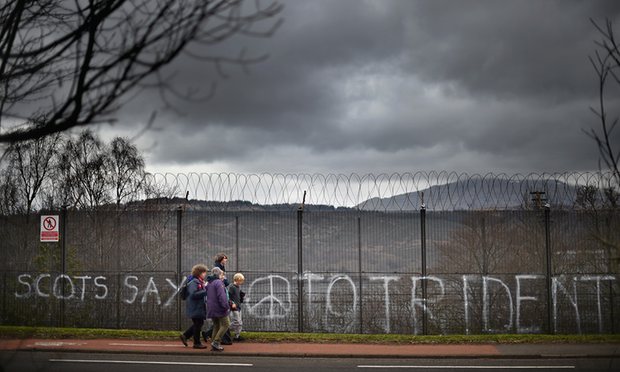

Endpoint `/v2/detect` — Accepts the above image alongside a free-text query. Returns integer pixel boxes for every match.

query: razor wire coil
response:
[139,171,619,211]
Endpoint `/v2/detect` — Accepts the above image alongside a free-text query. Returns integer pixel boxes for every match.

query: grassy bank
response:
[1,326,619,344]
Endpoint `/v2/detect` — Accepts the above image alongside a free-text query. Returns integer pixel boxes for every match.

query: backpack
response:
[179,275,194,300]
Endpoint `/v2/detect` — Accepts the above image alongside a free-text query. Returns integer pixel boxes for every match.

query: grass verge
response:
[1,326,620,344]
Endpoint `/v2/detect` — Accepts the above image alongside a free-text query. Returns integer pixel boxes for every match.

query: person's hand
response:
[231,303,237,310]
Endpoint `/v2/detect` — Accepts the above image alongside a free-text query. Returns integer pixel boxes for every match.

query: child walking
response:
[228,273,245,341]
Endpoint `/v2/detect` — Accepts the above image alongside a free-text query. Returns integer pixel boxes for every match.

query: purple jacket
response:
[206,277,230,319]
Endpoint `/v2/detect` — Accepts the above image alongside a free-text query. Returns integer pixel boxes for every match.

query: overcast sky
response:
[107,0,620,176]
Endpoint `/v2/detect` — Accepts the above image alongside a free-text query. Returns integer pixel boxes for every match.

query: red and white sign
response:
[40,215,59,242]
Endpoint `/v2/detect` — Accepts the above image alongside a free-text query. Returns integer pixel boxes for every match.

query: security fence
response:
[140,171,618,210]
[0,172,619,334]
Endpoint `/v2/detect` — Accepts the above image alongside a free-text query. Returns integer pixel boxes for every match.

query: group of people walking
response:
[180,253,245,351]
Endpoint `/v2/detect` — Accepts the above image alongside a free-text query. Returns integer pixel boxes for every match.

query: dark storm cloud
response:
[404,0,620,100]
[116,0,619,174]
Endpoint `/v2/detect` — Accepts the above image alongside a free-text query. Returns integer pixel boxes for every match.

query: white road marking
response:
[109,342,184,347]
[50,359,253,366]
[31,341,85,347]
[357,365,575,369]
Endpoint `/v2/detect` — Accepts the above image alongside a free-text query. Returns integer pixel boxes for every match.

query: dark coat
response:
[185,277,207,319]
[215,261,230,287]
[206,276,230,319]
[228,283,241,311]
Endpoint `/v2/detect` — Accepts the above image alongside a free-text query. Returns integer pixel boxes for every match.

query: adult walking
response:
[214,252,230,287]
[180,264,208,349]
[206,266,231,351]
[202,252,232,343]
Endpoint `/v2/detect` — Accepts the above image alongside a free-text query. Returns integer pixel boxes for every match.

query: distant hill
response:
[126,197,351,211]
[356,177,579,211]
[121,177,583,211]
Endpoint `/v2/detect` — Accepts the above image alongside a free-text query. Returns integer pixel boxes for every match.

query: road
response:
[1,351,619,372]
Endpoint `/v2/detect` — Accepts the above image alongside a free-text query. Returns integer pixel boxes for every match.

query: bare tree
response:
[4,133,60,216]
[141,173,180,204]
[436,211,547,333]
[583,19,620,272]
[574,185,620,274]
[0,167,22,215]
[437,212,527,275]
[58,130,111,209]
[0,0,282,143]
[109,136,145,207]
[587,19,620,189]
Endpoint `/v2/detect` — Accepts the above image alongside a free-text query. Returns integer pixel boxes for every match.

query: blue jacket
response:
[185,277,207,319]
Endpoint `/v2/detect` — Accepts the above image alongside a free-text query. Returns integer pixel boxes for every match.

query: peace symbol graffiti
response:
[247,275,292,319]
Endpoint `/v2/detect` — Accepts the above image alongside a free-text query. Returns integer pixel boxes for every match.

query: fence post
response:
[358,215,363,334]
[177,207,183,331]
[544,204,554,334]
[2,272,5,324]
[235,216,240,272]
[610,281,615,333]
[115,213,121,329]
[420,205,428,335]
[297,207,304,333]
[60,206,67,328]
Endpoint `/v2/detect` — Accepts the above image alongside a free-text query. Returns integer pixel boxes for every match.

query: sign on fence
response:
[40,215,59,242]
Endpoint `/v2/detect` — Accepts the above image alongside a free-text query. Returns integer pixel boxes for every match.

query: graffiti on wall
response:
[13,272,617,333]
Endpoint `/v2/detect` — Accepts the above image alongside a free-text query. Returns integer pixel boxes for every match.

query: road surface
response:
[1,351,619,372]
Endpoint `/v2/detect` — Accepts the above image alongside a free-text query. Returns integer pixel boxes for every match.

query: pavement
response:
[1,338,619,359]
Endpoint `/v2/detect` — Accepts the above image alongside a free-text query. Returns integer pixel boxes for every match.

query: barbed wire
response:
[140,171,619,211]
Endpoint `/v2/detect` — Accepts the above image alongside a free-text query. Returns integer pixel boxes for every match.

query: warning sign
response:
[40,215,59,242]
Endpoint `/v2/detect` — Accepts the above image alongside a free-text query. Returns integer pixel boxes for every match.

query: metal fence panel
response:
[1,208,618,334]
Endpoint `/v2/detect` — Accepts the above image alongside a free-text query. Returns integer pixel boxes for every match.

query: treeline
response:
[0,130,163,215]
[0,131,348,216]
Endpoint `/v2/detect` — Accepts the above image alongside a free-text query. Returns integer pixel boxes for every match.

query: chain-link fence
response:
[0,210,620,334]
[1,205,618,334]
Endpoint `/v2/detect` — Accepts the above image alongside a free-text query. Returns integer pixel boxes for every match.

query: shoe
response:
[234,336,245,342]
[193,343,207,349]
[179,334,188,347]
[221,340,233,345]
[211,342,224,351]
[201,331,210,343]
